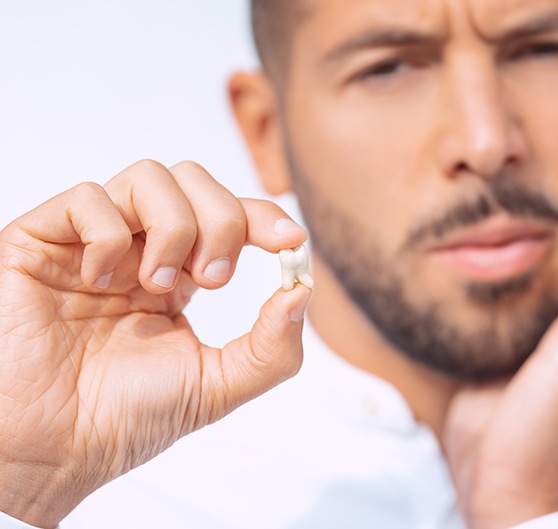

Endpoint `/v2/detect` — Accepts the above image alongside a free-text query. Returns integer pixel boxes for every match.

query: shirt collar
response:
[302,321,420,434]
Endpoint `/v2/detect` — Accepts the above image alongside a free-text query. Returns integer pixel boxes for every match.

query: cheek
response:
[504,65,558,174]
[517,94,558,180]
[286,93,436,254]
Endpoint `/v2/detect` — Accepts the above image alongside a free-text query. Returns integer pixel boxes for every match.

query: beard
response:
[288,158,558,381]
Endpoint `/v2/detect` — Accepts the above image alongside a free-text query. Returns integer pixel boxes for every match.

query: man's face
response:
[280,0,558,379]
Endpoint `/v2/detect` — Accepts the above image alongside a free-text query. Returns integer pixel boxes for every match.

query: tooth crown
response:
[279,244,314,291]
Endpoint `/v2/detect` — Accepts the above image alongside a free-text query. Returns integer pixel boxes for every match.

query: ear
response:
[228,71,291,195]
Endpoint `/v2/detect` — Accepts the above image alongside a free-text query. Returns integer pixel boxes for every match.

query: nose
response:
[436,53,527,180]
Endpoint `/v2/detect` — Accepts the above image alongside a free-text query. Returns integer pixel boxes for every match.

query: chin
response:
[464,271,536,305]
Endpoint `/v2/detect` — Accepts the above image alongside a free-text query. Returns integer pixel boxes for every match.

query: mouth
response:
[428,215,554,282]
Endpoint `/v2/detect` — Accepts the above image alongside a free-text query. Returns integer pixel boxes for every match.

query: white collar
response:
[300,322,421,435]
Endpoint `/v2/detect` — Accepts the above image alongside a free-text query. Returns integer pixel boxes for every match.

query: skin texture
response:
[2,1,558,528]
[0,160,311,528]
[284,0,558,380]
[231,0,558,526]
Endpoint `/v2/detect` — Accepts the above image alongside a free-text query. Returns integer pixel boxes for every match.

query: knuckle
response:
[256,303,283,346]
[256,198,279,210]
[242,197,283,213]
[91,228,133,254]
[250,309,303,380]
[130,158,168,178]
[208,197,247,228]
[209,211,247,237]
[281,352,303,379]
[172,160,207,176]
[72,181,106,200]
[112,228,134,250]
[154,221,197,242]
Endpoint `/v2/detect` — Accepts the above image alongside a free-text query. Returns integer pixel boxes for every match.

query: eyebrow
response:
[498,11,558,42]
[321,11,558,66]
[322,28,442,65]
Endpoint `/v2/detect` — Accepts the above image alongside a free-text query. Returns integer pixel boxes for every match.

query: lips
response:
[428,216,553,282]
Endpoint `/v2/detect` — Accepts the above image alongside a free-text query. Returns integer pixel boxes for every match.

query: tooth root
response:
[282,279,296,291]
[298,273,314,290]
[282,270,296,291]
[279,244,313,291]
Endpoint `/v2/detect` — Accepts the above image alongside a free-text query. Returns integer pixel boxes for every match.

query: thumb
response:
[209,284,312,419]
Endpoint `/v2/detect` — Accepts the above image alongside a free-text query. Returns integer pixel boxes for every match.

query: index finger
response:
[2,182,132,289]
[240,198,308,253]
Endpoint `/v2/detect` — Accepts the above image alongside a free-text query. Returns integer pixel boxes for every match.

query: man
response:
[1,0,558,527]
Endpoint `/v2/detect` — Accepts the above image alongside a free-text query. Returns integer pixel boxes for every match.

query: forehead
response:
[298,0,558,47]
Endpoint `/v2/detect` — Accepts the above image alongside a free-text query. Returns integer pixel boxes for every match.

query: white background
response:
[0,0,302,346]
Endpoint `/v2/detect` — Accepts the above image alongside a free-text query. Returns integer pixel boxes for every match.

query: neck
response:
[308,253,458,440]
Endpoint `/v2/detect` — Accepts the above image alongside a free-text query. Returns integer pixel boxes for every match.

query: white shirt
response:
[2,324,557,528]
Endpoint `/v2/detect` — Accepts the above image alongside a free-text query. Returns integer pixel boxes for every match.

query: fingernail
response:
[274,218,305,236]
[94,272,113,290]
[289,291,311,322]
[203,258,231,284]
[151,267,177,288]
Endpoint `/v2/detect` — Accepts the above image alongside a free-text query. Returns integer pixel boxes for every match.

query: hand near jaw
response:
[444,320,558,529]
[0,160,311,529]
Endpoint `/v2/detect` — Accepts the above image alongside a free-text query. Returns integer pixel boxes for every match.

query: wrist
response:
[0,459,82,529]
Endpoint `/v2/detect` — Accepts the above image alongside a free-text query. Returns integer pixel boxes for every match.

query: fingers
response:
[13,182,133,289]
[105,160,199,292]
[493,317,558,437]
[168,161,247,288]
[240,198,307,252]
[104,159,306,292]
[169,163,307,288]
[11,159,308,294]
[210,284,312,418]
[446,320,558,523]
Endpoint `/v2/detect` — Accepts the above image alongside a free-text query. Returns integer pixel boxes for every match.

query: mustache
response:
[406,184,558,251]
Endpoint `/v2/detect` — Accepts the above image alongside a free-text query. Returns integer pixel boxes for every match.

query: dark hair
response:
[250,0,310,84]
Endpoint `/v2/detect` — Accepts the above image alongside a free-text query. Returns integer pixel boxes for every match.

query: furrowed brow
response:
[498,11,558,42]
[322,28,441,65]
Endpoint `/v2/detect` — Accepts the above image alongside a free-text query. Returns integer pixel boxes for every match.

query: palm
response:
[0,235,210,487]
[0,165,308,527]
[445,340,558,529]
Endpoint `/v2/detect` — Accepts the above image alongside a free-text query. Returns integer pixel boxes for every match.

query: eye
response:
[361,60,406,78]
[352,51,434,85]
[355,59,409,82]
[512,41,558,60]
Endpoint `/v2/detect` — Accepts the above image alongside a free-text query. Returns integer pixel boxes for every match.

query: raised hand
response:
[444,319,558,529]
[0,160,311,528]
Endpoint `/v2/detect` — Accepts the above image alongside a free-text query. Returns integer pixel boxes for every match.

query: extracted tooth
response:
[279,244,314,291]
